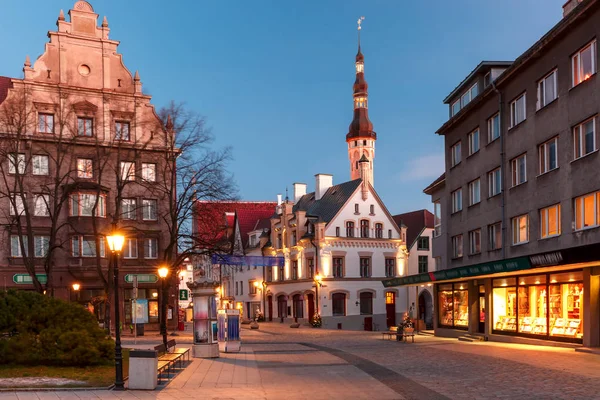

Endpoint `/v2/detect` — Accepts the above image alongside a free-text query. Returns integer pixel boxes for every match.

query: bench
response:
[153,339,191,383]
[381,326,398,340]
[398,328,415,343]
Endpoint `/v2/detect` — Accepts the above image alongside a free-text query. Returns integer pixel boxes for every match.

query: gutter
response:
[491,81,506,260]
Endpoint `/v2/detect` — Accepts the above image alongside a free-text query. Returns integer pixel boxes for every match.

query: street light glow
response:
[314,274,322,282]
[106,234,125,252]
[253,281,260,287]
[72,283,80,291]
[158,266,169,278]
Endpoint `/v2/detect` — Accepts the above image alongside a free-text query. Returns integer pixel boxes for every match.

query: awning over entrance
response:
[383,243,600,288]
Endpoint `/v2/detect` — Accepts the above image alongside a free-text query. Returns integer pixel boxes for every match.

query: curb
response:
[0,384,115,392]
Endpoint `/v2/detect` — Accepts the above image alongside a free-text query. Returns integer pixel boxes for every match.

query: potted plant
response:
[311,313,322,328]
[401,313,414,333]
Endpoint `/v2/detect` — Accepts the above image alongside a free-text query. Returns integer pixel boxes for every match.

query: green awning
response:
[382,256,531,287]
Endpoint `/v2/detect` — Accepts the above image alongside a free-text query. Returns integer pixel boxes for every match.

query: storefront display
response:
[491,270,583,342]
[438,283,468,329]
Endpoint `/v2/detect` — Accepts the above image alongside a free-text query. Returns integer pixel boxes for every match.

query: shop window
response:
[549,271,583,339]
[438,283,468,328]
[492,278,517,332]
[517,275,548,335]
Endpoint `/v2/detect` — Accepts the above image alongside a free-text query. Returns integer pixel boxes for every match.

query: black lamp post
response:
[314,274,323,314]
[158,266,169,348]
[107,233,125,391]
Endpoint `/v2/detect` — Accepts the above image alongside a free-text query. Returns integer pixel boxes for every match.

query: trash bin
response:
[128,350,158,390]
[135,323,144,336]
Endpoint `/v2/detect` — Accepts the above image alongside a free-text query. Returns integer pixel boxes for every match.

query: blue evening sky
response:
[0,1,563,214]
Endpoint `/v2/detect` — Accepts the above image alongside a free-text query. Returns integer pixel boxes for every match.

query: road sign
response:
[179,289,189,301]
[13,274,48,284]
[124,274,158,284]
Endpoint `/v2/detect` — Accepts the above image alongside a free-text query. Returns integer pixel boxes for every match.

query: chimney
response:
[315,174,333,201]
[276,194,283,215]
[293,183,307,203]
[563,0,582,17]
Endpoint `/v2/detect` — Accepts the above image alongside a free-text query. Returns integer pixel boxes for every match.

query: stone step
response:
[458,334,485,342]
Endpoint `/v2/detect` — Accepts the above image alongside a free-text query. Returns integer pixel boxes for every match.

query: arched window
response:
[346,221,355,237]
[278,295,287,318]
[332,293,346,316]
[360,220,370,238]
[359,292,373,315]
[293,294,303,318]
[375,223,383,239]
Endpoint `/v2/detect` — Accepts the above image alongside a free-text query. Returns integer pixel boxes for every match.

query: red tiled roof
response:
[393,209,435,250]
[0,76,14,105]
[194,201,276,252]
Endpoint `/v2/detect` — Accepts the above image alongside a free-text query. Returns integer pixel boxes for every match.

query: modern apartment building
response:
[386,0,600,347]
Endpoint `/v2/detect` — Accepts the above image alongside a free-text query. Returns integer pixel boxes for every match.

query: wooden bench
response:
[398,328,415,343]
[153,339,190,383]
[381,326,398,340]
[157,360,171,384]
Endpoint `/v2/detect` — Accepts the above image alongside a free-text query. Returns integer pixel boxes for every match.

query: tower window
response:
[363,140,367,145]
[356,62,364,73]
[354,141,357,146]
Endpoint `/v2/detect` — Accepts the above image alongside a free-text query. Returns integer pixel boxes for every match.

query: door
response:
[307,293,315,322]
[267,295,273,321]
[293,294,303,321]
[277,295,287,322]
[364,316,373,331]
[478,286,485,334]
[385,292,396,327]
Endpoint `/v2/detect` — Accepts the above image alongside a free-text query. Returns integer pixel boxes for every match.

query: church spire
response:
[347,17,376,186]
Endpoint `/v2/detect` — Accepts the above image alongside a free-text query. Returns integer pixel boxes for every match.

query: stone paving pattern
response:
[1,323,600,399]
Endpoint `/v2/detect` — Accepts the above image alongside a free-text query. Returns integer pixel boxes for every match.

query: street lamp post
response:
[106,233,125,391]
[72,283,80,302]
[314,274,323,315]
[158,266,169,348]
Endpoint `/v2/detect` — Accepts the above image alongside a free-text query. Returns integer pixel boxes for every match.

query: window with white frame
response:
[510,93,527,128]
[141,163,156,182]
[10,235,27,257]
[468,179,480,206]
[451,188,462,213]
[488,168,501,197]
[511,154,527,187]
[511,214,529,245]
[451,234,463,258]
[488,222,502,250]
[144,238,158,259]
[434,201,441,236]
[34,236,49,258]
[468,129,480,155]
[77,117,93,137]
[484,72,491,88]
[459,83,478,110]
[77,158,93,178]
[115,121,130,141]
[510,93,526,128]
[121,198,136,220]
[34,194,49,217]
[451,141,461,167]
[540,204,561,239]
[72,235,105,257]
[8,154,25,174]
[120,161,135,181]
[539,137,558,174]
[452,100,460,116]
[9,194,25,216]
[537,69,557,109]
[468,229,481,254]
[488,113,500,143]
[574,191,600,230]
[573,117,596,159]
[123,238,138,259]
[32,155,49,175]
[142,199,157,220]
[385,258,396,277]
[38,113,54,133]
[70,193,105,217]
[572,40,596,87]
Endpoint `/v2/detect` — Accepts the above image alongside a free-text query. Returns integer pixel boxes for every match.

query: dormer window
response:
[451,82,479,117]
[356,61,364,73]
[484,72,491,88]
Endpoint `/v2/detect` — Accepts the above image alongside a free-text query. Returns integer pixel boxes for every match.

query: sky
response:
[0,0,563,214]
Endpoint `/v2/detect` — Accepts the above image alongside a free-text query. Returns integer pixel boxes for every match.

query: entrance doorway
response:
[478,285,485,334]
[277,295,287,322]
[307,293,315,322]
[418,290,434,329]
[267,295,273,321]
[385,292,396,327]
[292,294,303,321]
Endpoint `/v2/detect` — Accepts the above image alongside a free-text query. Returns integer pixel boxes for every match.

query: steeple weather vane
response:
[357,16,365,30]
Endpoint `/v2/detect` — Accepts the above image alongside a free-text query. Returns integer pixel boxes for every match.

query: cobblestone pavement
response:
[2,323,600,400]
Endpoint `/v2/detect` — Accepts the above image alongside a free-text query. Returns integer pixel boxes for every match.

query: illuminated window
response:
[77,158,93,178]
[574,191,600,230]
[511,214,529,245]
[356,62,364,73]
[540,204,561,239]
[572,40,596,87]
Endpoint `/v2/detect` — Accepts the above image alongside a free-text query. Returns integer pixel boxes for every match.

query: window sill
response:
[451,256,463,260]
[573,225,600,233]
[488,248,502,252]
[469,252,482,256]
[509,181,528,190]
[486,137,500,147]
[539,234,561,241]
[537,166,559,178]
[535,97,558,113]
[466,150,479,159]
[354,213,360,216]
[450,162,461,170]
[571,149,599,163]
[488,193,501,199]
[451,210,463,216]
[508,120,526,132]
[468,201,481,208]
[570,73,597,92]
[512,241,529,247]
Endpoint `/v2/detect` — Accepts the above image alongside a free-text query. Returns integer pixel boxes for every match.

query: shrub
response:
[0,290,114,366]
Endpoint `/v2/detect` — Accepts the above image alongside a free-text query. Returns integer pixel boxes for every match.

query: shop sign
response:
[124,274,158,284]
[529,251,563,267]
[179,289,189,301]
[13,274,47,284]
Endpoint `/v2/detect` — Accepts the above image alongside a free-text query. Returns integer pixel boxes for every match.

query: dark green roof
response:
[293,179,362,224]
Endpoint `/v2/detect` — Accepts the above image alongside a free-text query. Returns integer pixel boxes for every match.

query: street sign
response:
[124,274,158,284]
[179,289,189,301]
[13,274,47,284]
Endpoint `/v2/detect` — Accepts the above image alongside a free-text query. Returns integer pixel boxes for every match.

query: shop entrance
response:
[418,290,434,329]
[478,285,485,334]
[385,292,396,327]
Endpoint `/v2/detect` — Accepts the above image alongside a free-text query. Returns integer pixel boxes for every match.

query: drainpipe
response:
[491,81,506,260]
